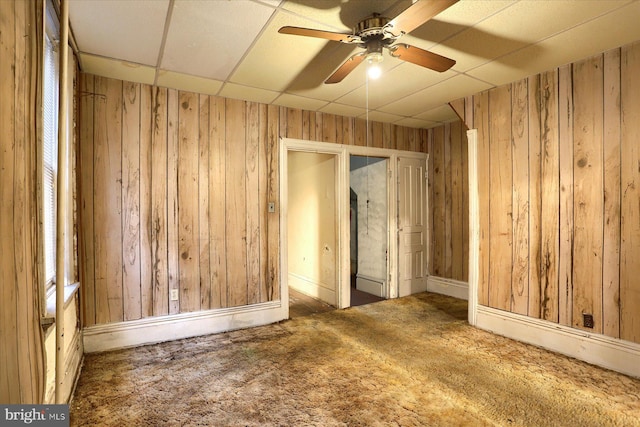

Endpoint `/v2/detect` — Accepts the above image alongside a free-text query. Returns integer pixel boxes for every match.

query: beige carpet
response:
[71,293,640,426]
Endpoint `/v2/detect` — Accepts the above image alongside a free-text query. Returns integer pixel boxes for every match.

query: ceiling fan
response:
[278,0,458,84]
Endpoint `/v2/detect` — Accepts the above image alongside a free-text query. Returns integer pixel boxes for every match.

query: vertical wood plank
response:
[286,108,302,139]
[246,102,261,305]
[0,0,19,401]
[461,126,469,282]
[79,73,95,326]
[198,94,211,309]
[444,123,453,278]
[151,87,169,316]
[343,116,354,146]
[226,99,248,307]
[511,78,530,315]
[167,89,180,315]
[371,122,383,148]
[258,104,269,303]
[602,49,621,338]
[488,85,513,311]
[474,91,490,306]
[139,85,153,318]
[382,123,392,150]
[431,126,445,276]
[450,121,463,280]
[354,118,367,146]
[302,110,311,140]
[572,55,604,333]
[121,81,141,321]
[93,76,123,324]
[267,104,280,301]
[209,96,227,308]
[335,115,344,145]
[177,91,200,313]
[527,75,542,318]
[558,64,574,326]
[322,113,336,143]
[539,70,559,322]
[427,130,435,275]
[619,42,640,342]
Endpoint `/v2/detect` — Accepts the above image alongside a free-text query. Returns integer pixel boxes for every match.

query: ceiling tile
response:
[156,70,223,95]
[69,0,168,66]
[230,11,344,91]
[218,83,280,105]
[359,110,404,124]
[162,0,277,80]
[467,1,640,86]
[80,53,156,85]
[431,0,630,73]
[319,103,366,118]
[337,63,457,110]
[395,117,439,129]
[273,93,329,111]
[379,75,492,117]
[415,105,458,123]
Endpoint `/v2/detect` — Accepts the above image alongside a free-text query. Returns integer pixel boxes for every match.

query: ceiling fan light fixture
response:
[365,50,383,79]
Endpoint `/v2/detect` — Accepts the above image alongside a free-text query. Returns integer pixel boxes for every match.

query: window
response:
[43,3,59,296]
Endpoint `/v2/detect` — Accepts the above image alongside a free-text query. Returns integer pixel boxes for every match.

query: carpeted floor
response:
[71,293,640,426]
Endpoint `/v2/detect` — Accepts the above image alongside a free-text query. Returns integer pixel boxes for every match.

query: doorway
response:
[349,155,387,306]
[280,138,428,320]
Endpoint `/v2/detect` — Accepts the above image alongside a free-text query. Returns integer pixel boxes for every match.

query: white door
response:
[398,157,427,297]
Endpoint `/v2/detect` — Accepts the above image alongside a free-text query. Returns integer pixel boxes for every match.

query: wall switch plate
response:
[268,202,275,213]
[170,289,179,301]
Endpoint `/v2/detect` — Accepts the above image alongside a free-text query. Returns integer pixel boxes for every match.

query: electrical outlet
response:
[170,289,179,301]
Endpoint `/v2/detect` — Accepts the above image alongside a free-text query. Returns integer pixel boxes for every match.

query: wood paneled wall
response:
[453,41,640,344]
[428,121,469,282]
[78,74,428,326]
[0,0,46,403]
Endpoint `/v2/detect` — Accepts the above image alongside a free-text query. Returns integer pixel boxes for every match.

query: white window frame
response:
[43,0,60,300]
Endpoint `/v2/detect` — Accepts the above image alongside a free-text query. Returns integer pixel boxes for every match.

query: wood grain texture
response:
[151,87,169,316]
[246,102,261,305]
[209,96,227,308]
[511,78,529,315]
[79,74,96,326]
[474,91,491,306]
[139,85,153,318]
[620,42,640,343]
[539,70,559,322]
[177,91,200,313]
[572,55,604,333]
[488,85,513,311]
[121,81,142,321]
[444,124,453,278]
[167,89,179,315]
[226,98,248,308]
[602,49,621,338]
[79,74,431,326]
[198,94,211,309]
[450,120,463,281]
[431,126,445,277]
[93,76,123,324]
[558,64,574,326]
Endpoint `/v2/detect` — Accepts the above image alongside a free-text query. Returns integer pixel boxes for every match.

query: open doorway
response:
[349,155,387,307]
[287,150,339,318]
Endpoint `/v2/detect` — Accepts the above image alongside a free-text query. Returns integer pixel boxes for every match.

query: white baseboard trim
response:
[356,274,384,297]
[476,305,640,378]
[426,276,469,300]
[289,272,336,306]
[83,301,286,353]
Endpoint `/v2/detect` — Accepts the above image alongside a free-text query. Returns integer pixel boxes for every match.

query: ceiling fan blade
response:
[389,44,455,72]
[325,52,366,84]
[278,26,358,43]
[387,0,458,35]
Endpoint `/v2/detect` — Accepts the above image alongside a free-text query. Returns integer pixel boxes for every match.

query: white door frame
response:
[280,138,428,312]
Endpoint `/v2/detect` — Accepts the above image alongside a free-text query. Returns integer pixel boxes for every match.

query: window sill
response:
[41,282,80,329]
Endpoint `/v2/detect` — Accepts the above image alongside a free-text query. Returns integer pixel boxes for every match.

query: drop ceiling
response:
[68,0,640,129]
